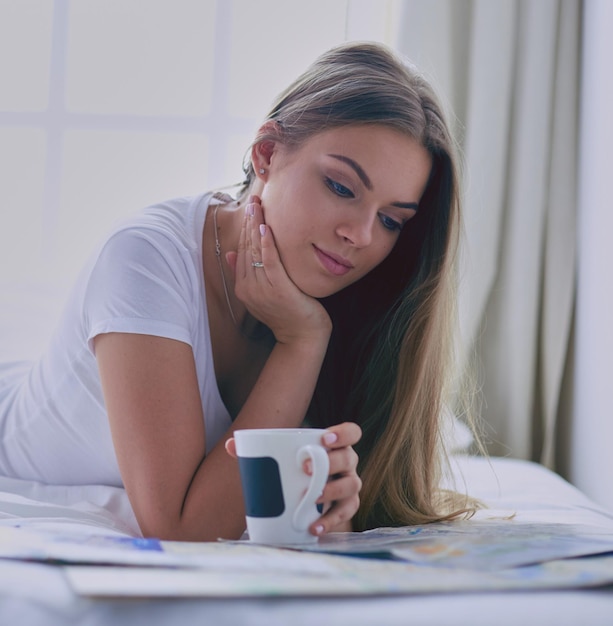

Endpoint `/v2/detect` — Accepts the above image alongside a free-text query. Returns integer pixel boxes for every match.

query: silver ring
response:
[251,261,264,268]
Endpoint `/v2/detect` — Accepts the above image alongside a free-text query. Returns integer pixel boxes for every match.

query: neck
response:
[210,195,265,337]
[208,193,271,341]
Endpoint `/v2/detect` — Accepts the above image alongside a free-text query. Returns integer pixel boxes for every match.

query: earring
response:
[259,168,265,175]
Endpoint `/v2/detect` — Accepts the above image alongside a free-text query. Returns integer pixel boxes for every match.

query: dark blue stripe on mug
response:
[237,456,285,518]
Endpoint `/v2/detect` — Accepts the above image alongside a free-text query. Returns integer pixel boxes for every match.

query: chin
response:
[285,260,356,299]
[295,276,351,300]
[306,287,337,299]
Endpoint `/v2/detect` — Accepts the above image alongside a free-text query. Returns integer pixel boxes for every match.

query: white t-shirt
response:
[0,192,232,486]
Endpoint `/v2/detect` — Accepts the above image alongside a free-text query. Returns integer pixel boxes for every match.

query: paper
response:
[4,516,613,573]
[4,517,613,599]
[0,527,334,574]
[308,519,613,569]
[64,553,613,598]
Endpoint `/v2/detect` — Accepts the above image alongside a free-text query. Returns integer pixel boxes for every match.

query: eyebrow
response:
[327,154,419,211]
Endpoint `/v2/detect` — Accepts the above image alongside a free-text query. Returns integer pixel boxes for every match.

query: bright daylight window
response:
[0,0,399,292]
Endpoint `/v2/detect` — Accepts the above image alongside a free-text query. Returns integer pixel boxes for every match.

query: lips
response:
[313,245,354,276]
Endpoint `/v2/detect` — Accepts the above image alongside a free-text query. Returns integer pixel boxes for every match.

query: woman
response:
[0,42,475,541]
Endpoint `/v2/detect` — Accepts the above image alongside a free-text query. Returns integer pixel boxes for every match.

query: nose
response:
[336,210,376,248]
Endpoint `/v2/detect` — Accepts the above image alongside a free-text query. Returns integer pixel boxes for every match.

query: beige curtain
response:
[392,0,581,469]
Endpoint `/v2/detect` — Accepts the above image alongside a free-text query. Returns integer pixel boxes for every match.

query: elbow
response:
[136,515,246,543]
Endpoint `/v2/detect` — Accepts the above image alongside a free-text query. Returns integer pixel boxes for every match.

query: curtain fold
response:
[393,0,581,469]
[537,0,580,468]
[565,0,613,511]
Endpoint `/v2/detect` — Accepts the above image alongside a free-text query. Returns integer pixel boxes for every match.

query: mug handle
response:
[292,444,330,531]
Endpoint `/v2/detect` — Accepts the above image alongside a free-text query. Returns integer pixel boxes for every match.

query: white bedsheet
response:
[1,456,612,626]
[1,285,612,624]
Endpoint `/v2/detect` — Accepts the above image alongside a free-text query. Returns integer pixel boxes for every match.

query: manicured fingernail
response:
[323,432,338,445]
[259,224,266,236]
[246,203,255,216]
[314,525,324,536]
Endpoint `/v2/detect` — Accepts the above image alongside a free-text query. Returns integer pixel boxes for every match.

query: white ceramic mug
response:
[234,428,329,545]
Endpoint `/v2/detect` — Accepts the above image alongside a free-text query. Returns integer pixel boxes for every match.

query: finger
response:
[248,198,264,265]
[304,447,358,478]
[244,198,267,278]
[318,472,362,504]
[244,202,255,269]
[236,205,249,278]
[225,251,237,276]
[224,437,237,458]
[321,422,362,449]
[326,445,359,477]
[310,494,360,536]
[259,223,287,285]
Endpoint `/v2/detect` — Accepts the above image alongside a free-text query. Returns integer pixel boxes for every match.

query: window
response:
[0,0,398,290]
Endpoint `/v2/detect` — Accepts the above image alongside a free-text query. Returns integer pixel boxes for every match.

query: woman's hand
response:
[226,195,331,345]
[311,422,362,535]
[224,422,362,535]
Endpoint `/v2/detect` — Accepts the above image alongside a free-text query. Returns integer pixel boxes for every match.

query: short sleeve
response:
[83,227,199,354]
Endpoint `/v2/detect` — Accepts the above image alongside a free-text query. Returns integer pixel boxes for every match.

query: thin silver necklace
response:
[213,203,239,328]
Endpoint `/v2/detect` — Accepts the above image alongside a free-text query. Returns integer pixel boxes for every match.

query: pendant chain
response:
[213,203,239,328]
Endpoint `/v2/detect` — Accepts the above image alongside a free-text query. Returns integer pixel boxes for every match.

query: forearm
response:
[236,334,330,428]
[172,335,330,541]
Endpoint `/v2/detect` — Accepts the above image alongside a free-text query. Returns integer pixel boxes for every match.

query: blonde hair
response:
[243,42,478,529]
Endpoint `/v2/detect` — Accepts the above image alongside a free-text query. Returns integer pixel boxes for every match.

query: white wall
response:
[0,0,398,359]
[7,1,608,511]
[0,0,347,291]
[569,0,613,511]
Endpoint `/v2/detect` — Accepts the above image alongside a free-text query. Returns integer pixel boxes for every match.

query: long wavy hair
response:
[239,42,477,530]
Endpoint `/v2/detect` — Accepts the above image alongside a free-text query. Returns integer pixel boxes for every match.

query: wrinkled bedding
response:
[1,456,613,626]
[1,284,613,624]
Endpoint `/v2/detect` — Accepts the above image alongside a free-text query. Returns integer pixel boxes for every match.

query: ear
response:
[251,120,282,181]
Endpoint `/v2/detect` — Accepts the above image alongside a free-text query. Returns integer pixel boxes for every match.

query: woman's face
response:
[258,124,432,298]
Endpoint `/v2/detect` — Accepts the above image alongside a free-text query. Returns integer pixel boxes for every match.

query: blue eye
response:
[325,178,354,198]
[379,214,403,232]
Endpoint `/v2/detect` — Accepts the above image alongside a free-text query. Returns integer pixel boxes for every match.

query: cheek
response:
[259,191,287,244]
[260,176,295,223]
[368,240,396,268]
[261,182,316,241]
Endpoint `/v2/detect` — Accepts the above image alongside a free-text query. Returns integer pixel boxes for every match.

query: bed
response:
[2,284,613,625]
[2,455,613,625]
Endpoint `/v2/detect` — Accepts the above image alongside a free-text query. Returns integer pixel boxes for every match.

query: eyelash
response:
[379,215,403,232]
[325,177,354,198]
[325,177,404,233]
